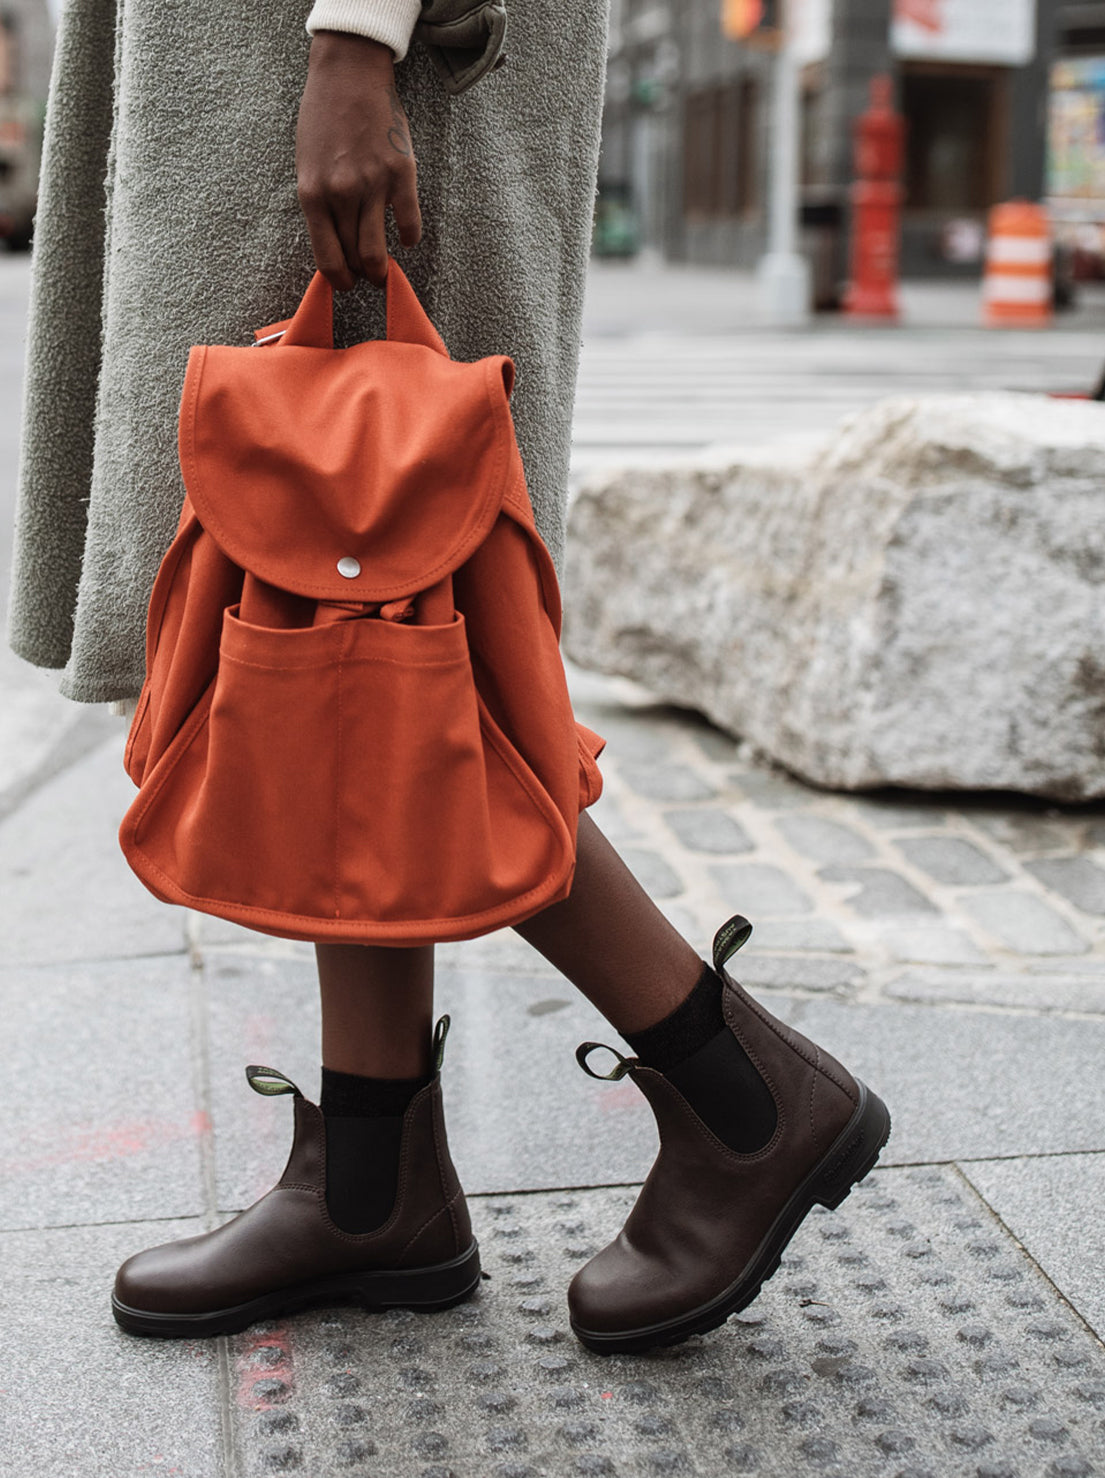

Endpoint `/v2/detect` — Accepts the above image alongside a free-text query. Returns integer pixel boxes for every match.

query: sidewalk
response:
[2,659,1104,1478]
[582,256,1105,338]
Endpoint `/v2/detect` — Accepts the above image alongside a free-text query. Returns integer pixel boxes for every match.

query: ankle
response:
[623,962,725,1072]
[320,1066,433,1235]
[320,1065,432,1119]
[624,964,777,1156]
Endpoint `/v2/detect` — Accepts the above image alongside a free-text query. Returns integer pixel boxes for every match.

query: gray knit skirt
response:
[8,0,607,702]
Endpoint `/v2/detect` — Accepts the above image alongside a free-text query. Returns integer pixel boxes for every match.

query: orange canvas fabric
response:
[119,262,603,945]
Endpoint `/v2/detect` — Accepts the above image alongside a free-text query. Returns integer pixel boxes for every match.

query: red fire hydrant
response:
[844,75,904,320]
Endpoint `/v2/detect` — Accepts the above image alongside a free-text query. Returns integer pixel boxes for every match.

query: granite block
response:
[0,955,205,1230]
[882,924,990,966]
[885,968,1105,1014]
[960,892,1089,956]
[783,996,1105,1165]
[1024,856,1105,917]
[970,811,1082,856]
[961,1152,1105,1339]
[819,866,938,917]
[711,863,814,917]
[736,955,865,994]
[776,814,874,866]
[895,836,1009,886]
[0,736,185,965]
[620,846,686,899]
[586,785,642,844]
[728,769,814,810]
[0,1220,222,1478]
[619,762,717,803]
[584,714,675,765]
[686,722,743,764]
[749,919,853,954]
[663,807,754,855]
[851,797,949,830]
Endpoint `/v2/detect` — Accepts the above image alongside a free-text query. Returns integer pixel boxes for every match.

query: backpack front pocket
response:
[122,605,574,942]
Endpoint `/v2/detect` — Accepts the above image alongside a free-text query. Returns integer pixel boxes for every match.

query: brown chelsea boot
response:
[112,1016,479,1338]
[568,917,891,1355]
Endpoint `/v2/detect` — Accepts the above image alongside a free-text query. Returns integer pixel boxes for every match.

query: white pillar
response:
[757,0,811,326]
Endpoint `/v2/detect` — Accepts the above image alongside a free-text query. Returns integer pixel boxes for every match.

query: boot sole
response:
[571,1080,891,1356]
[112,1239,482,1339]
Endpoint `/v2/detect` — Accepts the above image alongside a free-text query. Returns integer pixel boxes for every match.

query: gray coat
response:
[9,0,607,703]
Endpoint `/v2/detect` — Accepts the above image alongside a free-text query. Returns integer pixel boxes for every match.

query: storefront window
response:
[901,67,1004,212]
[683,79,760,217]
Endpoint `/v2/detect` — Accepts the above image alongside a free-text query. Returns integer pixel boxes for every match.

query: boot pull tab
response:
[576,1042,634,1081]
[712,915,754,974]
[246,1065,302,1097]
[432,1015,451,1073]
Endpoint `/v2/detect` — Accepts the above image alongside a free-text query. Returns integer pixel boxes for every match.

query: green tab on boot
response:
[246,1065,301,1097]
[575,1041,634,1081]
[712,915,753,973]
[432,1014,452,1073]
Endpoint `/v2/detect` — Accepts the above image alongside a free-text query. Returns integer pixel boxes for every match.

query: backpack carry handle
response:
[278,258,450,356]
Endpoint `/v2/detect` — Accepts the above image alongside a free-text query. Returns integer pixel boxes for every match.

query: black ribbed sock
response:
[319,1067,432,1234]
[623,962,777,1154]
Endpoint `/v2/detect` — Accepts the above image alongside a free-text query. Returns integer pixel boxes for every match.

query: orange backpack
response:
[119,262,603,945]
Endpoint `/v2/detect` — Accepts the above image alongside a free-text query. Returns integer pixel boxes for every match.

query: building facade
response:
[0,0,54,248]
[1,0,53,99]
[599,0,1079,289]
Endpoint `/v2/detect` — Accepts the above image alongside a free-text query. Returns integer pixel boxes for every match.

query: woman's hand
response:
[296,31,422,291]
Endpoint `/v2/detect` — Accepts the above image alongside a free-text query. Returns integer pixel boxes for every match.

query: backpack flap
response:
[178,267,516,604]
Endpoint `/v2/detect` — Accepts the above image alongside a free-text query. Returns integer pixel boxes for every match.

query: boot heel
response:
[814,1081,891,1211]
[352,1239,482,1313]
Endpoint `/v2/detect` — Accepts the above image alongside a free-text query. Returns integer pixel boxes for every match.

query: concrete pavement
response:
[2,254,1105,1477]
[0,257,114,815]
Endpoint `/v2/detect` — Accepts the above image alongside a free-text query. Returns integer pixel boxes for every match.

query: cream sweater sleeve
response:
[305,0,422,62]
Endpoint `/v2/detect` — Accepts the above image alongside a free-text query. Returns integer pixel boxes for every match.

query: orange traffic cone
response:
[982,201,1053,328]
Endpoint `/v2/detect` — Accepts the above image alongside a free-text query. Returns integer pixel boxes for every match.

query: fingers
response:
[391,166,422,250]
[297,184,356,293]
[329,173,367,285]
[299,170,419,292]
[357,192,389,287]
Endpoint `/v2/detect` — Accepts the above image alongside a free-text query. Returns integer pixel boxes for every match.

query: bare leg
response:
[315,943,435,1077]
[314,810,699,1065]
[514,812,703,1033]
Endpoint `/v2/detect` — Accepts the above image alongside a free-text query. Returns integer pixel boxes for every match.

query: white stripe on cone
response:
[986,237,1051,267]
[983,275,1051,305]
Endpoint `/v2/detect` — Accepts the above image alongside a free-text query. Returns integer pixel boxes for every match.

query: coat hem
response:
[57,670,145,706]
[6,634,68,676]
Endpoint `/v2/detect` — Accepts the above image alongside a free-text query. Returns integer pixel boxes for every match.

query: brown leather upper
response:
[568,972,859,1334]
[115,1077,472,1315]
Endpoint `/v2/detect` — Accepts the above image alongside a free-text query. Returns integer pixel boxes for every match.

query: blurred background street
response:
[4,0,1105,1475]
[576,261,1105,465]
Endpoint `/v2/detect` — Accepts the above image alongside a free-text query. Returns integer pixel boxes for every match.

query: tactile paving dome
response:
[230,1166,1105,1477]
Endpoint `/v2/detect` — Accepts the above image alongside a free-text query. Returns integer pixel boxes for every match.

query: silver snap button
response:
[336,556,361,579]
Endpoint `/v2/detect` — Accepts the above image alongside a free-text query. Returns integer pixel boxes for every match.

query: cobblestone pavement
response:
[569,666,1105,1013]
